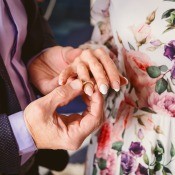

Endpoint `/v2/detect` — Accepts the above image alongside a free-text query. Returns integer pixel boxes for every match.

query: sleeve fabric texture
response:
[0,0,57,173]
[8,112,37,165]
[21,0,57,65]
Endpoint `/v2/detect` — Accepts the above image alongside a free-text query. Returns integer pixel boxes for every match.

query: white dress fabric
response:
[85,0,175,174]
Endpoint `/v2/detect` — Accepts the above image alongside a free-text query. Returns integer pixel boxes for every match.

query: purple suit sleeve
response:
[8,111,37,165]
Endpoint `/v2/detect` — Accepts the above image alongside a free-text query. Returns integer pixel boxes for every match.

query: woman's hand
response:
[59,48,128,96]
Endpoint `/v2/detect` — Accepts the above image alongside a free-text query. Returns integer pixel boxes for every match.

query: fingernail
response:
[100,84,108,95]
[58,79,63,85]
[120,77,129,87]
[113,81,120,92]
[123,77,128,85]
[84,86,93,96]
[114,88,120,92]
[70,79,82,90]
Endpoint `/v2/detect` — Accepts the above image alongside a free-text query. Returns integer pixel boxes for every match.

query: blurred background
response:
[37,0,94,174]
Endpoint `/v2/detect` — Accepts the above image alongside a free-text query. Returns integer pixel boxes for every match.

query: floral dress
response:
[85,0,175,174]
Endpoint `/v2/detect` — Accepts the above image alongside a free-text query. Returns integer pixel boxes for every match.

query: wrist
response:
[61,47,82,64]
[23,106,40,149]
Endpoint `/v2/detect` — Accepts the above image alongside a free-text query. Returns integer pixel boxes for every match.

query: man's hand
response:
[29,46,82,95]
[24,79,104,150]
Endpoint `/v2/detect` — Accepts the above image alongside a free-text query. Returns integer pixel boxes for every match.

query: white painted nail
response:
[84,86,93,96]
[100,84,108,95]
[58,79,63,85]
[114,88,120,92]
[113,81,120,91]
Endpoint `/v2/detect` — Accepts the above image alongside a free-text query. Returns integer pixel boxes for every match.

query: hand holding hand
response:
[29,46,128,97]
[58,48,128,96]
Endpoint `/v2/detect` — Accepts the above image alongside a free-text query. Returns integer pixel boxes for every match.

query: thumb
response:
[48,79,83,110]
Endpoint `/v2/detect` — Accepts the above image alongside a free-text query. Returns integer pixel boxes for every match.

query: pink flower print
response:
[113,99,135,141]
[148,92,175,117]
[96,122,113,159]
[100,150,117,175]
[123,49,158,106]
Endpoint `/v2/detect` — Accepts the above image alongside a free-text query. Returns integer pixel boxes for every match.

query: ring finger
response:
[77,62,94,96]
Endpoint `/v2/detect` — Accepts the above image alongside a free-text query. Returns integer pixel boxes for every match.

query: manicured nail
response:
[114,89,119,92]
[84,85,93,96]
[70,79,82,90]
[113,81,120,92]
[100,84,108,95]
[123,77,128,85]
[58,79,63,85]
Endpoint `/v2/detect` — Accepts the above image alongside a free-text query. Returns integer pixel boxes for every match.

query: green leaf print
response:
[167,81,173,92]
[155,78,168,94]
[154,162,162,171]
[170,143,175,157]
[112,141,123,152]
[162,9,175,19]
[141,107,157,114]
[97,158,107,170]
[156,154,163,162]
[146,66,161,78]
[120,166,124,175]
[159,65,168,72]
[162,7,175,33]
[162,170,168,175]
[143,153,150,165]
[157,140,165,153]
[93,165,97,175]
[163,166,172,174]
[149,169,155,175]
[154,146,164,157]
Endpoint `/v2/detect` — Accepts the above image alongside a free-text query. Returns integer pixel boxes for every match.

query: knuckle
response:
[91,61,103,70]
[95,48,106,55]
[33,103,43,116]
[60,69,68,78]
[54,88,67,98]
[81,49,92,58]
[95,67,104,75]
[78,63,87,72]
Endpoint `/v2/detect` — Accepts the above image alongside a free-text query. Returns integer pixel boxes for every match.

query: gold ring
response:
[82,80,94,88]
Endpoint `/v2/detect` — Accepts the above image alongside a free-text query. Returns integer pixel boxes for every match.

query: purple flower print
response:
[164,40,175,61]
[171,63,175,79]
[129,142,145,157]
[121,152,137,174]
[150,40,162,47]
[135,164,148,175]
